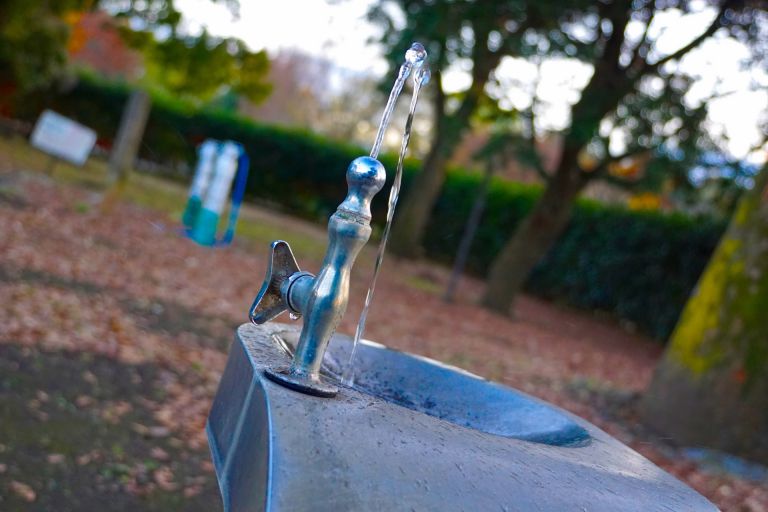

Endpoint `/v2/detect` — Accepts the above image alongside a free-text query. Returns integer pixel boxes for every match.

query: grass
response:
[0,135,328,261]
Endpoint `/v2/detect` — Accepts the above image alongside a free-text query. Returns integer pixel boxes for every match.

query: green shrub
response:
[422,171,724,339]
[26,76,725,341]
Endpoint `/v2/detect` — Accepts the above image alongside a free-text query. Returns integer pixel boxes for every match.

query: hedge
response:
[22,76,726,340]
[425,174,724,339]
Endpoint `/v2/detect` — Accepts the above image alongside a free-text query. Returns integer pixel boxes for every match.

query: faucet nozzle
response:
[250,157,386,397]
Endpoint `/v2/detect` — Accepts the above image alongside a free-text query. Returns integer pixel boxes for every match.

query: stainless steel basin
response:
[293,330,591,447]
[206,323,718,512]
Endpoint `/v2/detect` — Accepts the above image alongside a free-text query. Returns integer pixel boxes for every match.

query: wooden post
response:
[443,159,496,302]
[106,89,151,189]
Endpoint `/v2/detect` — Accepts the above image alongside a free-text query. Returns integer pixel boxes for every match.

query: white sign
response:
[30,110,97,166]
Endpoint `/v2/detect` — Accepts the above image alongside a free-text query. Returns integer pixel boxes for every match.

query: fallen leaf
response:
[183,485,202,498]
[10,480,36,502]
[153,466,176,491]
[75,395,94,408]
[47,453,65,464]
[76,450,100,466]
[148,426,171,438]
[150,447,170,461]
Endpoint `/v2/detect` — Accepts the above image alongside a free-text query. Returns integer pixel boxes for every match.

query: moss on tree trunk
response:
[642,168,768,463]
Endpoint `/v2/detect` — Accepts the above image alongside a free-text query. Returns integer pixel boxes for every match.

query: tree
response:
[135,30,271,104]
[241,50,331,128]
[641,165,768,464]
[103,2,270,195]
[0,0,177,94]
[0,0,88,95]
[480,0,767,313]
[369,0,578,257]
[0,0,263,102]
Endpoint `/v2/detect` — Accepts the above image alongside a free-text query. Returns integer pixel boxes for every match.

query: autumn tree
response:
[641,165,768,463]
[369,0,580,257]
[133,30,271,104]
[242,50,331,127]
[0,0,177,93]
[2,1,270,193]
[479,0,766,312]
[0,0,89,95]
[1,1,268,104]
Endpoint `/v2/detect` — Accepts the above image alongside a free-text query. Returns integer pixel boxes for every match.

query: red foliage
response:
[68,11,142,80]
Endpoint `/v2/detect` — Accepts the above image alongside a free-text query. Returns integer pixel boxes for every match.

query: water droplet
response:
[405,42,427,67]
[289,312,299,321]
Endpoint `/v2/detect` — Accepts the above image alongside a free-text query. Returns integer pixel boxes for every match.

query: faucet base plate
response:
[264,366,339,397]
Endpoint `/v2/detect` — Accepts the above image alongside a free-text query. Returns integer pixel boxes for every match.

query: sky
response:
[174,0,387,74]
[174,0,767,163]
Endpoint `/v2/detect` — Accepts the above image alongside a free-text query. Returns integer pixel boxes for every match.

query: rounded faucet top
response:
[338,156,386,221]
[347,156,386,197]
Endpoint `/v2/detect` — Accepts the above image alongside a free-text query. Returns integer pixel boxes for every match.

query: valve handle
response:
[249,240,301,324]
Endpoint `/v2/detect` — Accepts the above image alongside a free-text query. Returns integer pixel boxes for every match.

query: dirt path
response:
[1,169,766,510]
[0,344,220,511]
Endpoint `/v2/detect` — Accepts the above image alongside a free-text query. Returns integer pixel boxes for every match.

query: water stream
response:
[342,45,430,386]
[369,43,427,160]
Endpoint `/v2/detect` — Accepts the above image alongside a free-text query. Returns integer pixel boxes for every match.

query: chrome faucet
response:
[248,156,386,397]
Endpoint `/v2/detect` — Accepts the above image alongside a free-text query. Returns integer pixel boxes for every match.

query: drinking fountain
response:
[206,43,718,512]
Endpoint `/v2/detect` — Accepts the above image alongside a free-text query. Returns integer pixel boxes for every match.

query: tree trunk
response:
[642,168,768,464]
[388,133,450,257]
[480,156,587,313]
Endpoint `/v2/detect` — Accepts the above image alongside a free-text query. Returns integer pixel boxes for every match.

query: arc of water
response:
[343,61,431,386]
[369,43,428,160]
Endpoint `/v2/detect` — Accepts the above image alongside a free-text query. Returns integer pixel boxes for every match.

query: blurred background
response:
[0,0,767,510]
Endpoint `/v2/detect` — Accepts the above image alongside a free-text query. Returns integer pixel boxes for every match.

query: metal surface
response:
[248,241,302,323]
[207,323,719,512]
[249,156,386,397]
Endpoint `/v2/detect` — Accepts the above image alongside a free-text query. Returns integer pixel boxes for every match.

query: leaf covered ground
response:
[1,152,766,510]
